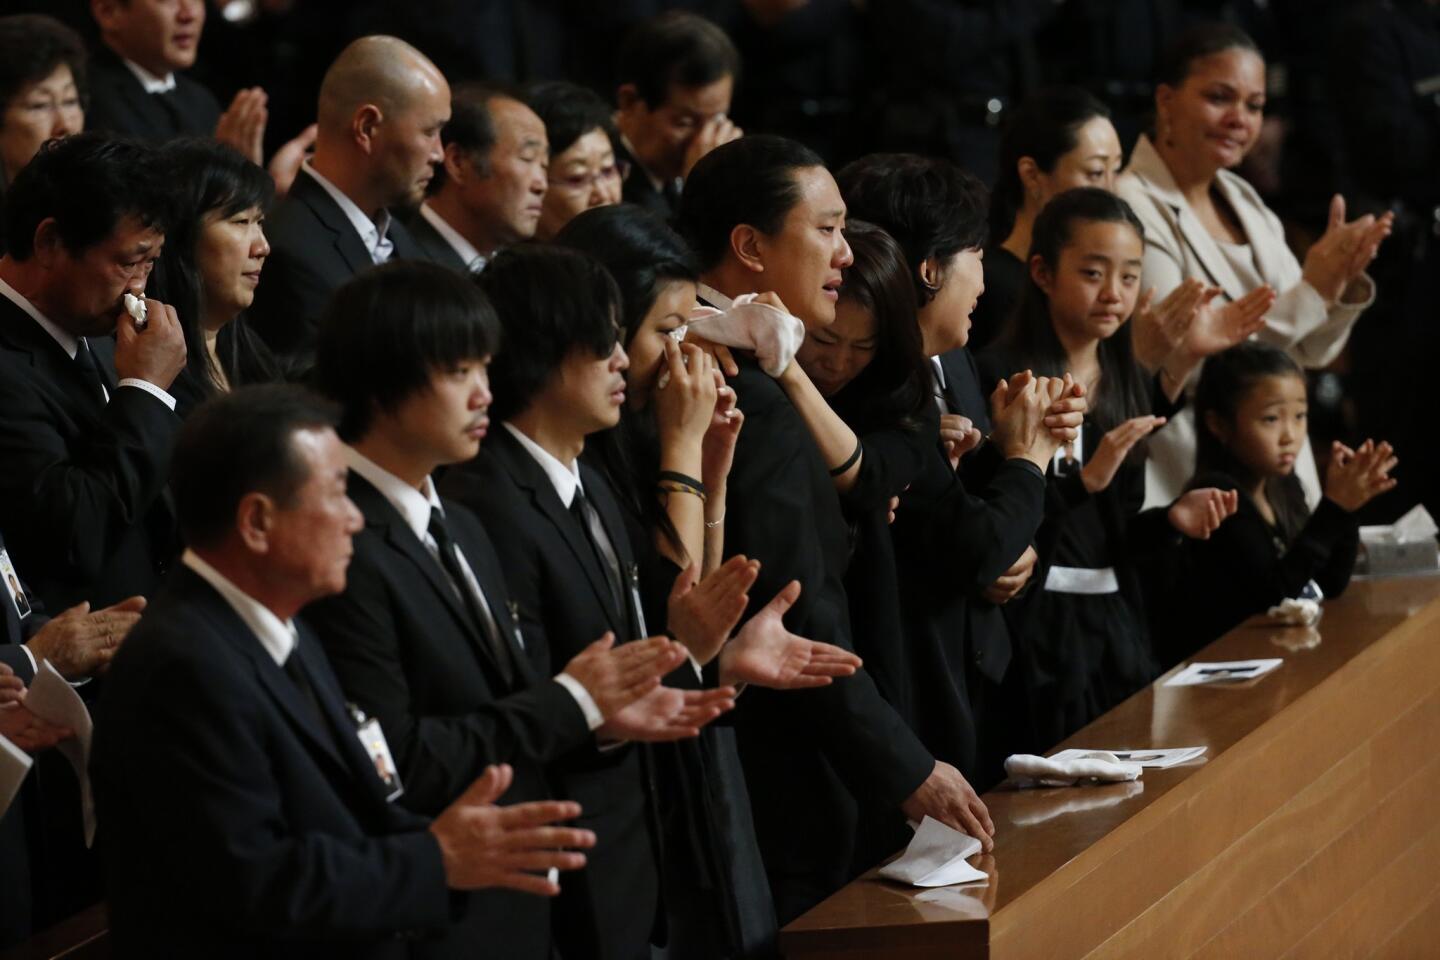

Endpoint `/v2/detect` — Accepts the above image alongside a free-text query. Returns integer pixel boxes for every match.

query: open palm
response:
[718,582,862,689]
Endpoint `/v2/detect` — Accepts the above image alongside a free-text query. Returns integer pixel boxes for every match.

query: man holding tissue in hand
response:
[0,132,184,616]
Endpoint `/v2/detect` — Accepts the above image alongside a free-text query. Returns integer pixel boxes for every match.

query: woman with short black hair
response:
[0,14,86,189]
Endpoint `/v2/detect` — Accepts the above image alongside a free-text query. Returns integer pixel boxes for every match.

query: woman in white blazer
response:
[1116,22,1392,508]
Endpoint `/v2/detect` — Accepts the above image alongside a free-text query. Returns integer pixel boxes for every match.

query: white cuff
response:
[554,673,604,731]
[686,650,704,683]
[117,378,177,411]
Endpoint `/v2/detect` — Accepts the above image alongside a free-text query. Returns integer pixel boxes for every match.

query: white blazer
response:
[1115,134,1376,509]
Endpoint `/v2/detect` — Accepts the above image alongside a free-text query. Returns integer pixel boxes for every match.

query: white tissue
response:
[877,816,988,887]
[1266,596,1321,626]
[1004,751,1142,787]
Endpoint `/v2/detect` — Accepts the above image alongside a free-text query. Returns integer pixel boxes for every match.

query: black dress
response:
[586,438,779,960]
[977,354,1179,753]
[967,245,1027,353]
[1154,470,1359,666]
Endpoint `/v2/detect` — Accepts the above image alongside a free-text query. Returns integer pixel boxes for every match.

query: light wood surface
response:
[781,574,1440,959]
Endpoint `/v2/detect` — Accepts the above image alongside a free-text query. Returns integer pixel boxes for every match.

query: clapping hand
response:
[667,557,758,665]
[428,764,595,895]
[717,581,862,689]
[941,414,983,470]
[214,87,268,165]
[561,634,688,719]
[25,595,146,680]
[1080,415,1166,493]
[982,545,1037,605]
[1167,487,1240,539]
[597,684,736,742]
[1302,195,1394,305]
[1324,439,1398,511]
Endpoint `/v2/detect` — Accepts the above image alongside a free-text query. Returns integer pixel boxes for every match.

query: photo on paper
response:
[0,550,30,619]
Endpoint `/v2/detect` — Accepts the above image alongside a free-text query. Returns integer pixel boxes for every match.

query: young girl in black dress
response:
[981,187,1241,750]
[1161,342,1396,661]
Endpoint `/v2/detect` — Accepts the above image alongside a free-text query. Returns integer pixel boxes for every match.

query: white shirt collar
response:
[301,163,393,264]
[502,422,583,508]
[419,203,486,272]
[0,276,79,359]
[182,549,297,666]
[696,282,734,311]
[344,446,443,541]
[120,56,177,94]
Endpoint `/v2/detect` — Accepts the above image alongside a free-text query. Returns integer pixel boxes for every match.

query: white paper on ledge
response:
[1164,658,1282,687]
[0,733,32,816]
[1049,746,1207,769]
[877,816,988,887]
[24,661,95,845]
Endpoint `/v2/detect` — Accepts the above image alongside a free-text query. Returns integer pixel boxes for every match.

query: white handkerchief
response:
[24,661,95,845]
[1266,597,1321,626]
[1164,658,1282,687]
[1048,746,1207,769]
[683,295,806,378]
[877,816,987,887]
[0,733,32,817]
[1005,751,1142,786]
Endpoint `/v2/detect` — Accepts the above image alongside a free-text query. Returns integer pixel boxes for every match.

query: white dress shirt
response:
[418,203,487,272]
[0,277,175,411]
[120,58,176,94]
[183,549,297,667]
[301,163,394,264]
[346,446,604,731]
[502,424,704,684]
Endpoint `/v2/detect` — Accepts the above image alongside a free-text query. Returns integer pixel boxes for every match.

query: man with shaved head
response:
[250,36,451,369]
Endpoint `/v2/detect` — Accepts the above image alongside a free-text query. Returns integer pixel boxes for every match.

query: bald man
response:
[250,35,452,369]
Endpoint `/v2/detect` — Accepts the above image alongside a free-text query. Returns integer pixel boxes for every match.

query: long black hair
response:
[152,138,281,399]
[995,186,1152,433]
[988,86,1112,245]
[1191,341,1309,540]
[556,203,700,558]
[828,220,930,435]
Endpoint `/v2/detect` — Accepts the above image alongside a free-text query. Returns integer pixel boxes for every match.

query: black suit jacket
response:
[249,170,425,367]
[84,45,221,141]
[0,296,179,612]
[614,138,679,222]
[303,473,594,960]
[92,566,455,959]
[439,427,660,960]
[717,353,934,923]
[399,209,473,274]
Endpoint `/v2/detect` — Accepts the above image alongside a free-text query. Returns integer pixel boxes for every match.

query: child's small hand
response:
[1080,415,1166,493]
[1168,487,1240,539]
[1324,439,1398,511]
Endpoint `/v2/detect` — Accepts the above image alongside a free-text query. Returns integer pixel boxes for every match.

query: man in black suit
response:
[91,384,597,958]
[677,136,1008,922]
[0,525,139,948]
[249,35,450,367]
[0,133,185,614]
[613,12,742,223]
[85,0,220,141]
[409,84,549,274]
[304,261,731,959]
[441,246,772,960]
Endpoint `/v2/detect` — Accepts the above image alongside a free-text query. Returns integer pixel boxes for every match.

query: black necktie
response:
[150,87,186,136]
[75,338,108,406]
[283,646,326,730]
[570,490,626,617]
[428,507,515,685]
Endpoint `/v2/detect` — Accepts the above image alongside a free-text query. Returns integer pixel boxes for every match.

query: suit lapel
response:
[493,428,626,634]
[1216,173,1278,281]
[184,571,353,780]
[580,461,639,636]
[0,297,109,420]
[291,173,376,277]
[450,511,539,684]
[1128,135,1248,301]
